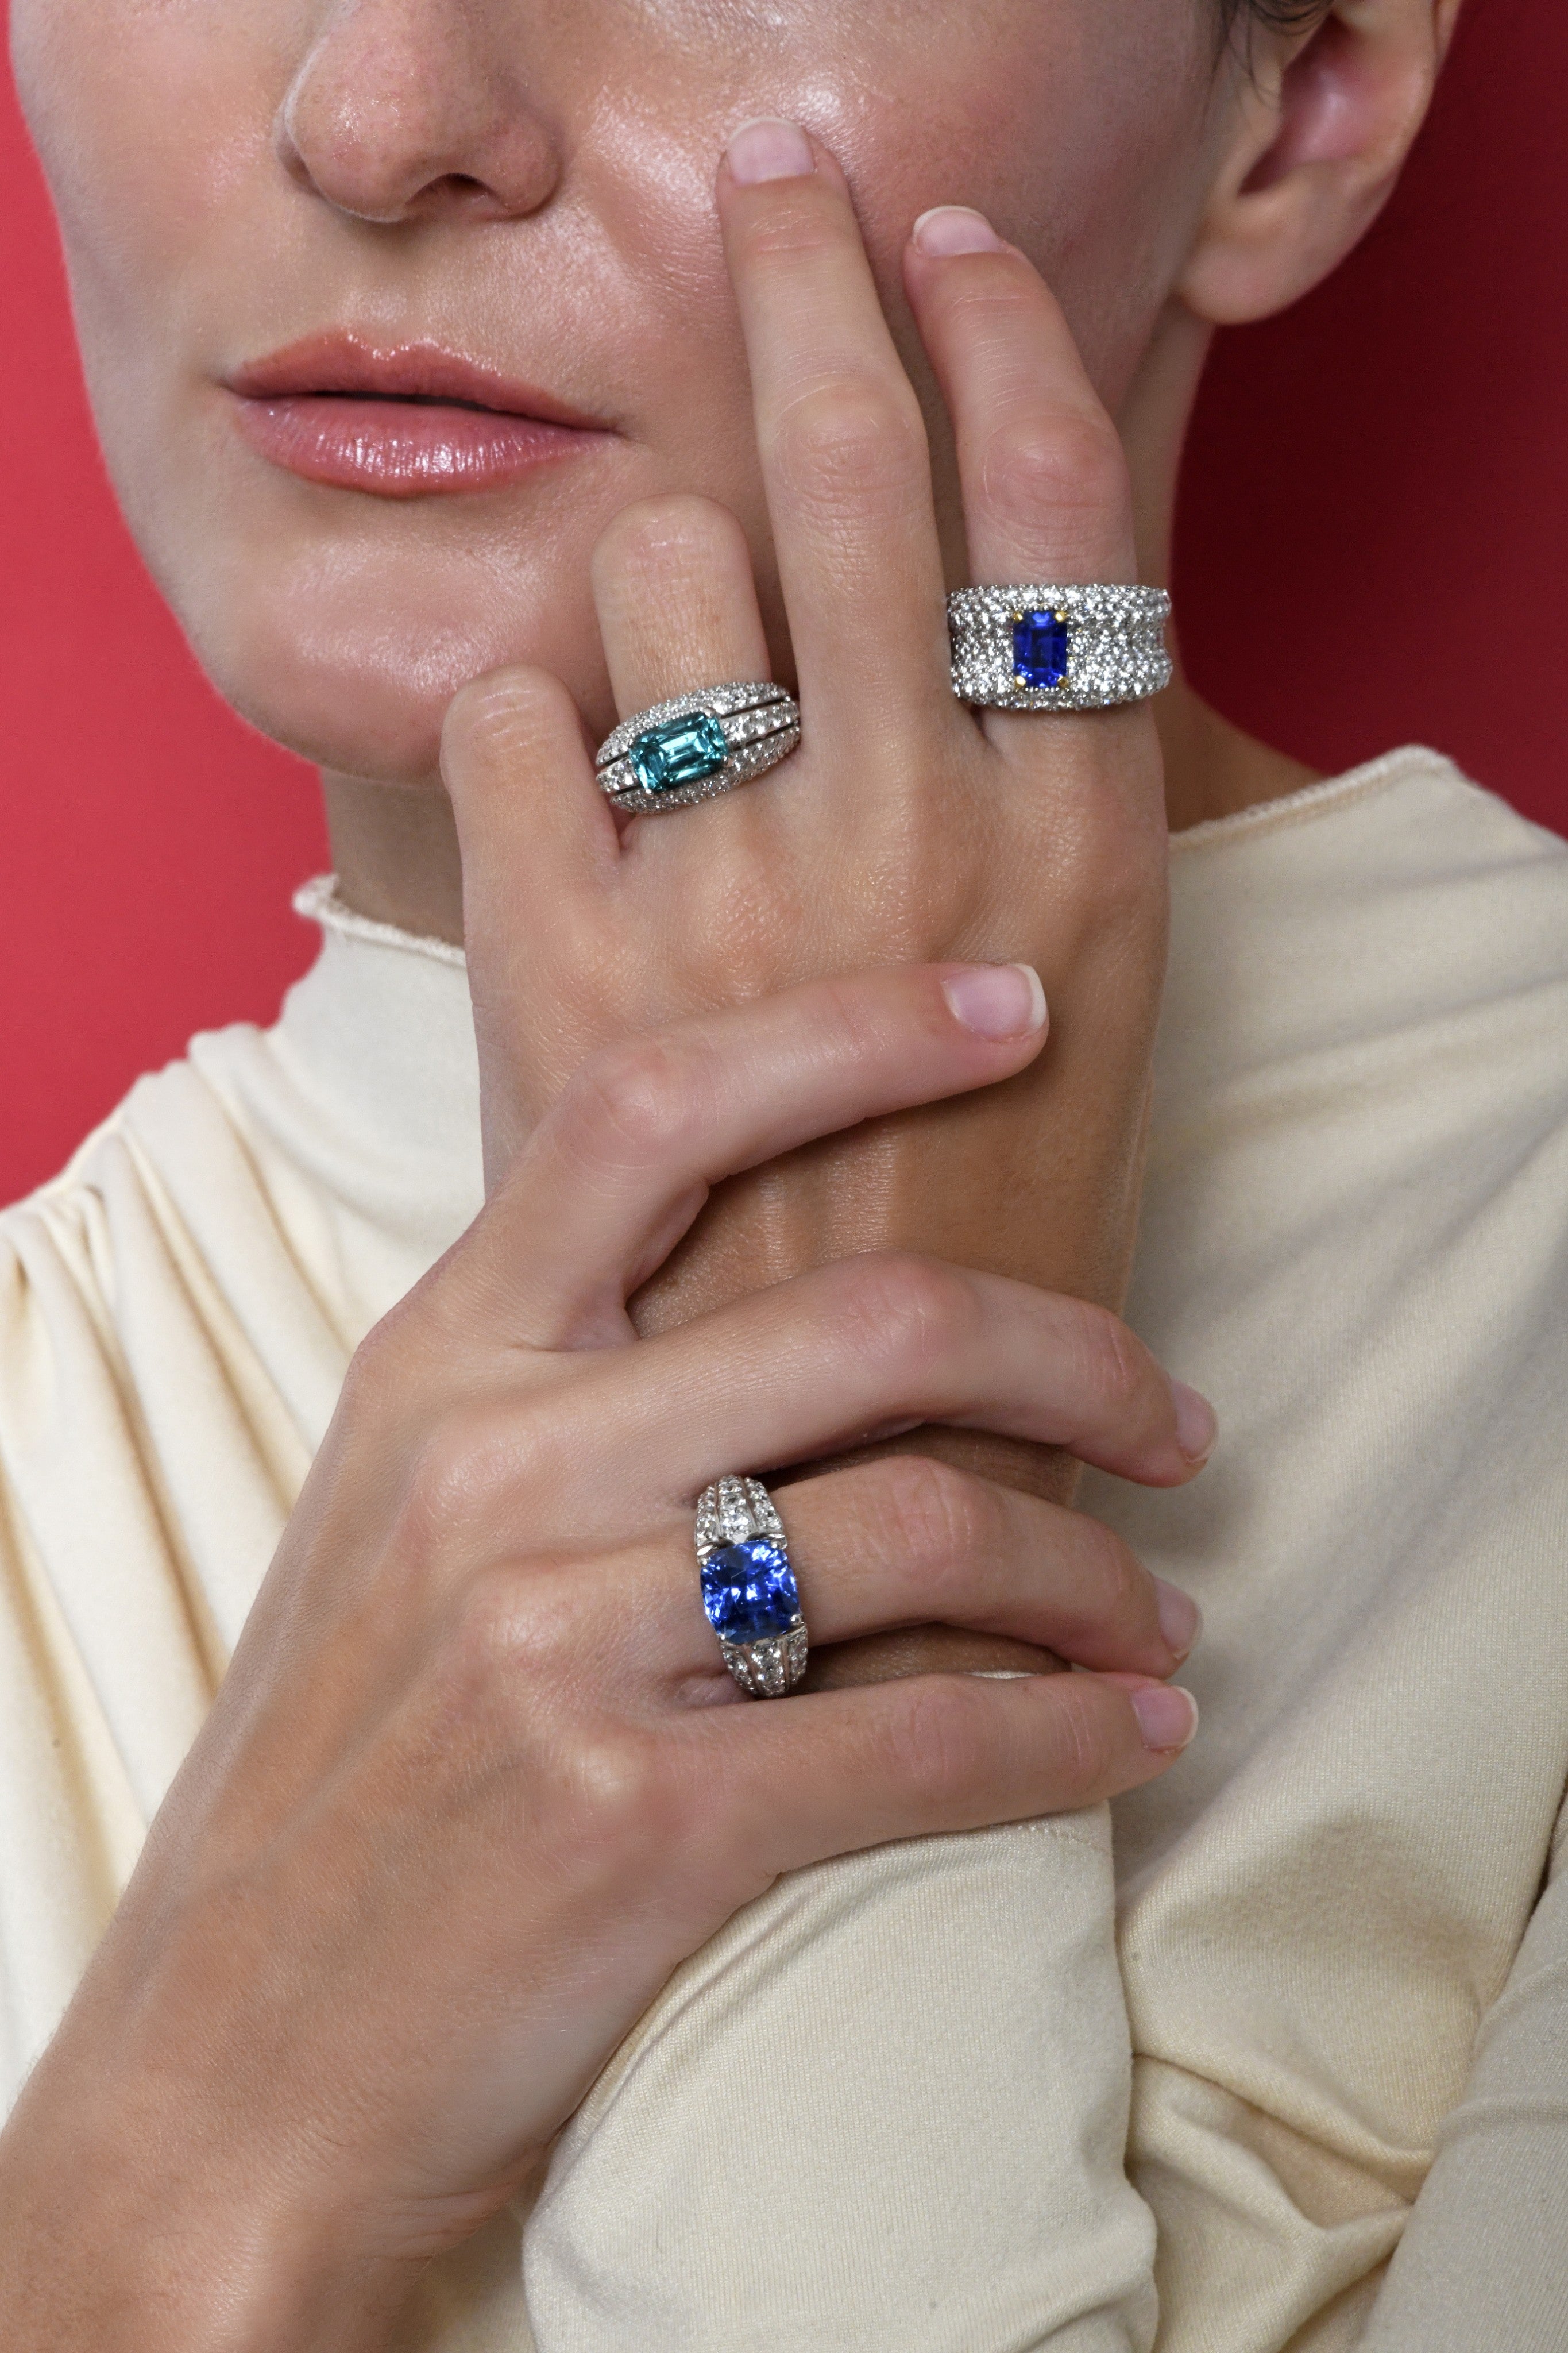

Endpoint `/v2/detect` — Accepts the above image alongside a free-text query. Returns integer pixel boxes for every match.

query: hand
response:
[441,127,1175,1667]
[0,969,1205,2353]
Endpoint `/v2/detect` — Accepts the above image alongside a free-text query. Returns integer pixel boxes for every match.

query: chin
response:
[163,542,612,787]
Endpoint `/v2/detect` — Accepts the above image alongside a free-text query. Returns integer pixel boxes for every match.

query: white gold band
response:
[948,583,1172,712]
[695,1475,809,1700]
[596,682,801,816]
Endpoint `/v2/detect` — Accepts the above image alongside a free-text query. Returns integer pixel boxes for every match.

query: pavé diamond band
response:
[948,583,1172,712]
[694,1475,809,1699]
[596,681,801,816]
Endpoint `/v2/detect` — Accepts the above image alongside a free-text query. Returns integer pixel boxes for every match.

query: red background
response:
[2,0,1563,1207]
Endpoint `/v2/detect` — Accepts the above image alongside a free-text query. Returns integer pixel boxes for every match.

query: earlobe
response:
[1177,0,1457,329]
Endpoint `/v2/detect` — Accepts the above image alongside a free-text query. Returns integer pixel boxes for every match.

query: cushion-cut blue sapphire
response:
[1011,609,1070,691]
[701,1537,801,1646]
[628,711,729,796]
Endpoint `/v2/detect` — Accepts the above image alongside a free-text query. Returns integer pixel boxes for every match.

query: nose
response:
[276,0,561,225]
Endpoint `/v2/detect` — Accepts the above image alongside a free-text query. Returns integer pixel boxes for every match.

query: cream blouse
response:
[2,745,1566,2350]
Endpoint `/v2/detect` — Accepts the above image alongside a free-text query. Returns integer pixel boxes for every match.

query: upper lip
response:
[225,334,612,429]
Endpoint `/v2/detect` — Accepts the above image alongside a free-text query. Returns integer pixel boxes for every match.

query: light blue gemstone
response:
[628,711,729,796]
[701,1538,800,1646]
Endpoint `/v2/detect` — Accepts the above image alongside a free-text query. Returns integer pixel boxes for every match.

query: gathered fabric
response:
[3,746,1566,2350]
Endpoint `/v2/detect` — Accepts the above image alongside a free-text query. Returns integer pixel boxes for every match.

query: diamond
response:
[628,712,729,796]
[701,1538,801,1646]
[1011,609,1070,691]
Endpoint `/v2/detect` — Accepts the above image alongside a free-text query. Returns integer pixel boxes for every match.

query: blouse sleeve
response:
[1358,1808,1568,2349]
[520,1808,1158,2352]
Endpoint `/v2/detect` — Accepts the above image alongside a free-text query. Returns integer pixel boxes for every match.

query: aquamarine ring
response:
[695,1476,809,1699]
[948,583,1172,712]
[596,681,801,816]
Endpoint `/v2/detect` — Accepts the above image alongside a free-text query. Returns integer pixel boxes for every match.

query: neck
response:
[324,300,1317,945]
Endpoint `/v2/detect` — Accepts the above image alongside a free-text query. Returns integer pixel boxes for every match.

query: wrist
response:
[0,2045,408,2353]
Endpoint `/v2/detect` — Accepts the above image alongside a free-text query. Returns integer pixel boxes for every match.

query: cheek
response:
[817,3,1213,398]
[9,0,1213,790]
[15,3,271,350]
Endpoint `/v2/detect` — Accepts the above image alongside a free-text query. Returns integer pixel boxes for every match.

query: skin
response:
[11,0,1452,841]
[0,1,1461,2341]
[0,965,1210,2348]
[10,0,1459,1584]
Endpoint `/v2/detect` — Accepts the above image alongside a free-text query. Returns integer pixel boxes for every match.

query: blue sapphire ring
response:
[694,1476,809,1699]
[947,584,1172,712]
[596,682,801,816]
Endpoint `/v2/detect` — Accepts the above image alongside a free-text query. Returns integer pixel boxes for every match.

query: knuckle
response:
[878,1455,998,1585]
[980,410,1128,534]
[336,1315,418,1425]
[1079,1512,1148,1626]
[1073,1302,1152,1419]
[395,1394,565,1570]
[562,1036,709,1178]
[770,381,926,515]
[1050,1679,1121,1800]
[402,1407,505,1541]
[447,1563,541,1685]
[832,1252,979,1380]
[441,1561,597,1729]
[594,492,740,590]
[885,1676,994,1810]
[565,1729,683,1878]
[441,665,573,790]
[331,1295,476,1456]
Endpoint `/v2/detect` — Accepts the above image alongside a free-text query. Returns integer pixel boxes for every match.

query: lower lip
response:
[229,393,604,496]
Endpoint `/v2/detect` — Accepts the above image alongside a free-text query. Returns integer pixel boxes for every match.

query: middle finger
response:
[717,120,957,761]
[554,1250,1210,1519]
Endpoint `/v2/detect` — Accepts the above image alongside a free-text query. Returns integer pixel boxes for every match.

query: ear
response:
[1178,0,1466,327]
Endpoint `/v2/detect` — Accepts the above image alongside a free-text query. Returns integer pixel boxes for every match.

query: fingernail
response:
[727,118,815,186]
[941,962,1048,1040]
[913,205,1005,258]
[1154,1579,1202,1661]
[1133,1684,1199,1753]
[1171,1380,1218,1465]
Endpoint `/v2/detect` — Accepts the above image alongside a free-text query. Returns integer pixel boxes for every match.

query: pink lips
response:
[225,336,615,496]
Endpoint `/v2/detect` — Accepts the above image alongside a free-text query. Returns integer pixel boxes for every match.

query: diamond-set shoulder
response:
[948,582,1172,713]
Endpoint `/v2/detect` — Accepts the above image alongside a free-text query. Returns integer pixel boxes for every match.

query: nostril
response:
[273,30,562,227]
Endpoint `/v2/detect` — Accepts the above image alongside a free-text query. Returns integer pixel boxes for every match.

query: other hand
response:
[0,969,1203,2352]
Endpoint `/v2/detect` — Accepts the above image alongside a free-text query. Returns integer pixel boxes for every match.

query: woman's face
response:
[13,0,1225,781]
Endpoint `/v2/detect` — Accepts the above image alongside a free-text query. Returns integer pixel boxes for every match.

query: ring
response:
[596,682,801,816]
[947,584,1172,712]
[694,1476,809,1699]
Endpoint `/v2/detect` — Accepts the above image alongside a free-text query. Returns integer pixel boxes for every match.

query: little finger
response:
[690,1665,1198,1875]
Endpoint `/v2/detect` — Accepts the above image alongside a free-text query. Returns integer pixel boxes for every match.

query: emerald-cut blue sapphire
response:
[1012,609,1071,691]
[628,711,729,796]
[701,1537,801,1646]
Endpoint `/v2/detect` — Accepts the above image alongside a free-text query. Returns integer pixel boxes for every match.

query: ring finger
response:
[589,1454,1198,1695]
[591,492,771,720]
